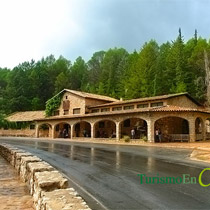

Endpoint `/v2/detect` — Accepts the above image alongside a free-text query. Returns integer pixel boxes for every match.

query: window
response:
[63,100,70,109]
[99,121,105,128]
[137,104,149,108]
[124,105,134,110]
[123,119,130,127]
[53,110,60,116]
[64,110,69,115]
[30,124,35,130]
[92,109,99,113]
[101,108,110,112]
[112,107,122,111]
[65,96,68,99]
[151,102,163,107]
[73,108,80,114]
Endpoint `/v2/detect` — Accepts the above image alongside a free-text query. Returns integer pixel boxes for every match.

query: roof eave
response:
[35,108,210,121]
[46,89,118,103]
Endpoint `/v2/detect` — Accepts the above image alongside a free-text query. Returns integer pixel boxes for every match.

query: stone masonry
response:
[0,143,91,210]
[2,92,210,143]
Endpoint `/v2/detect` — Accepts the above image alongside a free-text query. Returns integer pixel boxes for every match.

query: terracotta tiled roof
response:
[6,111,45,122]
[50,89,119,102]
[6,105,210,123]
[150,105,200,112]
[89,92,202,108]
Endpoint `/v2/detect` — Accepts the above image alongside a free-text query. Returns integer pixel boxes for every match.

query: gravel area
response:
[0,155,34,210]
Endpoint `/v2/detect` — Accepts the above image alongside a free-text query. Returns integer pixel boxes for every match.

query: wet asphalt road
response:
[0,137,210,210]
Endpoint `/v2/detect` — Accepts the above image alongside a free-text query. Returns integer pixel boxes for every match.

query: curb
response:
[0,143,91,210]
[190,148,210,163]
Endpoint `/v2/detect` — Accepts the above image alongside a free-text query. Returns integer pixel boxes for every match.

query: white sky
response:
[0,0,210,69]
[0,0,83,68]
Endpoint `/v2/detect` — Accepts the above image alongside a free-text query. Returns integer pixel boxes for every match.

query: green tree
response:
[86,51,105,93]
[166,28,188,93]
[124,40,159,99]
[29,58,54,109]
[0,68,10,114]
[155,42,171,95]
[100,48,129,97]
[187,38,210,102]
[55,71,71,93]
[52,56,72,93]
[70,56,88,90]
[5,65,32,112]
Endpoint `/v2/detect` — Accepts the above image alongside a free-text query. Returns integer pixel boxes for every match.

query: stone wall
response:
[167,95,199,108]
[0,143,91,210]
[4,110,210,142]
[58,92,86,115]
[85,97,110,108]
[0,128,35,137]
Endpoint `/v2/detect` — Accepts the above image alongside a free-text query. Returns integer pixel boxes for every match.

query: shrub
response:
[123,135,130,142]
[142,135,147,142]
[45,95,61,116]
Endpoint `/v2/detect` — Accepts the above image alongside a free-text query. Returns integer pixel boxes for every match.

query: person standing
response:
[155,128,159,142]
[131,129,135,139]
[158,129,162,143]
[83,129,87,137]
[63,128,68,138]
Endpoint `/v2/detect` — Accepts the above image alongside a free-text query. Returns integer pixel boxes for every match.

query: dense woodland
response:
[0,29,210,116]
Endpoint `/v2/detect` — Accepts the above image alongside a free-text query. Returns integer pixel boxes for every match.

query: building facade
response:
[2,89,210,143]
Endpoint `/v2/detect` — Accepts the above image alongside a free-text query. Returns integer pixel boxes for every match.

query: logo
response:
[137,168,210,187]
[198,168,210,187]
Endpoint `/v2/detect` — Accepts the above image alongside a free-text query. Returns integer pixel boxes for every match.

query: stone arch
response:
[54,122,71,138]
[155,115,189,122]
[38,123,52,138]
[205,118,210,140]
[94,119,116,138]
[72,121,91,138]
[154,116,189,142]
[195,117,204,141]
[119,117,147,139]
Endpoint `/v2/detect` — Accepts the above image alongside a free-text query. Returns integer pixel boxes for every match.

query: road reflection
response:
[1,139,158,173]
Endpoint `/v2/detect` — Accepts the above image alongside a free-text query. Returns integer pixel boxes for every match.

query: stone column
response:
[91,123,95,139]
[35,123,39,138]
[202,118,206,141]
[188,118,196,142]
[70,124,74,139]
[147,119,155,143]
[51,125,55,139]
[116,122,121,141]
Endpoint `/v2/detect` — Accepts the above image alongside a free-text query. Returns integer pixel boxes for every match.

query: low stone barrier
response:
[20,156,42,182]
[41,188,88,210]
[190,148,210,163]
[27,162,54,195]
[0,143,91,210]
[15,152,34,173]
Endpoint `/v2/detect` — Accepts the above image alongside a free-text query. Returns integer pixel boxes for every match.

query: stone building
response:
[2,89,210,143]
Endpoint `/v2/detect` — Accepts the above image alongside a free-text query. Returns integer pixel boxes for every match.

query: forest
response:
[0,29,210,116]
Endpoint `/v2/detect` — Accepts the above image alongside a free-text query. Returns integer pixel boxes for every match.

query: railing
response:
[206,133,210,140]
[196,134,203,141]
[168,134,189,142]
